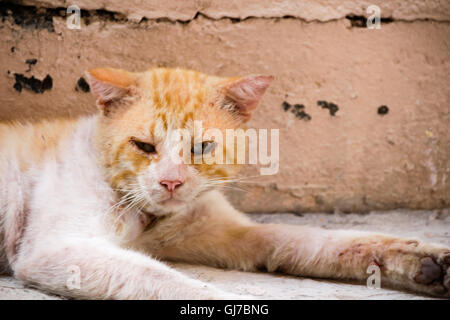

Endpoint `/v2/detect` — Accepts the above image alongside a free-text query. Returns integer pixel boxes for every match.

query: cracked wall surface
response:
[1,0,449,213]
[17,0,450,22]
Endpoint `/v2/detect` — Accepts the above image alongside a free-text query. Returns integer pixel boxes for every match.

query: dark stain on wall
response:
[317,100,339,116]
[378,105,389,115]
[282,101,311,121]
[0,2,128,31]
[75,77,90,93]
[0,2,55,32]
[345,15,394,28]
[13,73,53,93]
[25,58,37,65]
[25,58,37,72]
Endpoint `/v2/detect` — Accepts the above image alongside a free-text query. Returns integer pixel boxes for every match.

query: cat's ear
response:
[220,75,273,122]
[85,68,138,114]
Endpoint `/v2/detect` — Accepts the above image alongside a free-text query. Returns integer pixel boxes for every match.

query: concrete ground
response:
[1,209,449,300]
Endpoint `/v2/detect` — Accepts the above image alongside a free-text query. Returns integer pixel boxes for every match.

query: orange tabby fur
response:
[0,67,449,299]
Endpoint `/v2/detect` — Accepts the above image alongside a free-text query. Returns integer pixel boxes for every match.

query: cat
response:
[0,67,449,299]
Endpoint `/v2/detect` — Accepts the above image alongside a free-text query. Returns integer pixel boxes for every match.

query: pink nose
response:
[159,180,183,192]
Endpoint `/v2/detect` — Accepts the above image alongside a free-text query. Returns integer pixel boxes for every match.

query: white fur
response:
[0,116,241,299]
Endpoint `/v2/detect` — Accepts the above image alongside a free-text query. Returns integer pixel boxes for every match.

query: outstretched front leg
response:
[12,237,241,299]
[152,191,450,297]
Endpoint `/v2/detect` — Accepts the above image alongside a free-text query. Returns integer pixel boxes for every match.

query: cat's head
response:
[86,67,272,215]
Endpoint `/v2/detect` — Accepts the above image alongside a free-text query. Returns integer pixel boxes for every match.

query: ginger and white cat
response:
[0,67,449,299]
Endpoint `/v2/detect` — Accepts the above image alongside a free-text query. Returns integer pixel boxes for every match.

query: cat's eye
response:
[131,139,156,154]
[191,141,216,156]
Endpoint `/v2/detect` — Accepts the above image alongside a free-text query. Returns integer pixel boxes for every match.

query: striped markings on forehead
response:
[149,69,208,111]
[150,111,195,133]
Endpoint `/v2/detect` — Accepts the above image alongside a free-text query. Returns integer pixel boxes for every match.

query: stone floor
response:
[1,209,449,300]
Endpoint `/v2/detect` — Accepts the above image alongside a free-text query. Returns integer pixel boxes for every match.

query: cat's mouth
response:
[139,198,186,218]
[158,191,187,207]
[159,198,185,206]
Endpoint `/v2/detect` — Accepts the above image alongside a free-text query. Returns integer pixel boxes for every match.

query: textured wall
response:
[1,0,449,213]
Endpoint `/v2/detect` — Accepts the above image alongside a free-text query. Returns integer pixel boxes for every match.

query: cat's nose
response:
[159,180,183,192]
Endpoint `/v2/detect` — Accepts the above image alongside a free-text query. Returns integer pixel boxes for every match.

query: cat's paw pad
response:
[414,257,441,285]
[413,251,450,296]
[439,251,450,291]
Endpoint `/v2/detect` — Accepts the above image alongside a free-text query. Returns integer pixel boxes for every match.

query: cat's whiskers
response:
[113,184,154,224]
[203,182,248,193]
[104,184,143,226]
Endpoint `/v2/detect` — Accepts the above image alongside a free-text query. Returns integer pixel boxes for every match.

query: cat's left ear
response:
[85,68,139,115]
[220,75,274,122]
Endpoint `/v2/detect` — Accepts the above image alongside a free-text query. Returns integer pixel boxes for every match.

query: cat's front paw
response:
[386,242,450,298]
[412,250,450,297]
[379,239,450,298]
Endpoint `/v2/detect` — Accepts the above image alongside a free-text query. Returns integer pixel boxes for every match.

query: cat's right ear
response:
[218,75,273,122]
[85,68,138,114]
